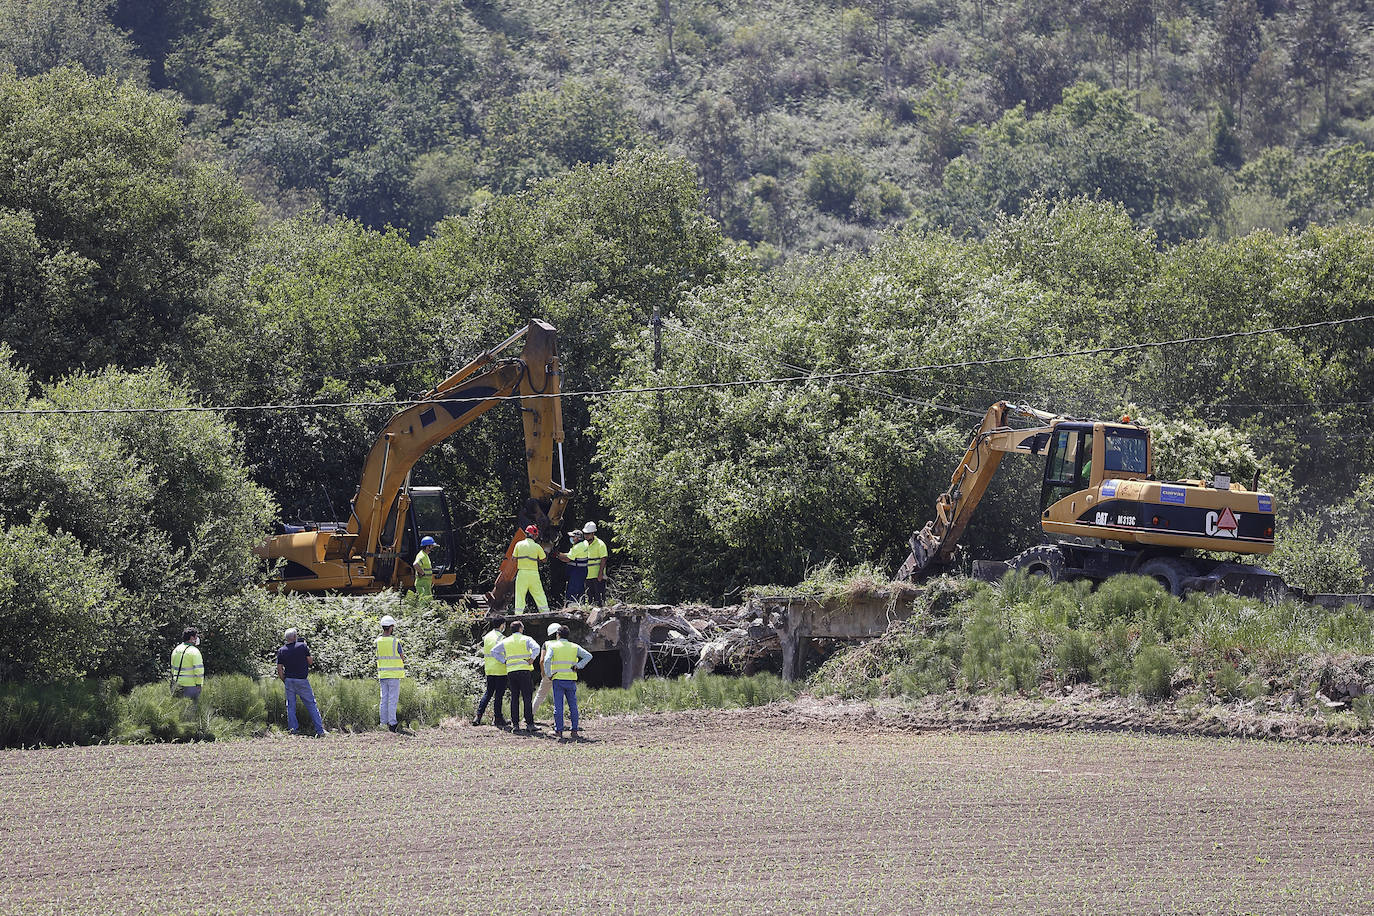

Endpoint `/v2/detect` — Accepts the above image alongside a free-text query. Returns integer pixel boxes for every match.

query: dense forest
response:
[1,0,1372,683]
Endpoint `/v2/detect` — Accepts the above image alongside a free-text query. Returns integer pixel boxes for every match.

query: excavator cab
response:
[1039,423,1152,513]
[1040,424,1094,512]
[403,487,457,578]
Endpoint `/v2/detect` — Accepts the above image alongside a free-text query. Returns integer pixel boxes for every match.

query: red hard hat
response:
[524,525,539,537]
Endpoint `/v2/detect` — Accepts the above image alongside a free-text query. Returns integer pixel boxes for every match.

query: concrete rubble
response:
[471,589,921,687]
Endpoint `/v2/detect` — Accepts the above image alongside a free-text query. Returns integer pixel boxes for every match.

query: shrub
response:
[803,152,868,214]
[117,683,202,743]
[203,675,266,724]
[1213,661,1244,700]
[0,678,122,747]
[1053,630,1094,684]
[1094,621,1135,695]
[1083,575,1170,630]
[1267,515,1367,595]
[961,593,1043,693]
[1132,645,1177,699]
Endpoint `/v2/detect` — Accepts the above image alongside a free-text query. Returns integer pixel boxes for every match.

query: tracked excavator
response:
[899,402,1284,597]
[257,319,572,605]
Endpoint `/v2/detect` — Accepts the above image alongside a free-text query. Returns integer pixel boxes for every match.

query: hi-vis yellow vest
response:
[513,538,544,572]
[547,639,581,681]
[499,633,534,672]
[376,635,405,679]
[483,629,507,676]
[171,643,204,686]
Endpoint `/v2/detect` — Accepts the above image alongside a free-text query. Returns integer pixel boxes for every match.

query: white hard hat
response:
[582,521,597,534]
[380,615,396,628]
[547,622,562,636]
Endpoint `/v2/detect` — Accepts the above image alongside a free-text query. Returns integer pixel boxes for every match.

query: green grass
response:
[0,678,123,747]
[810,571,1374,724]
[577,673,797,716]
[1,672,794,747]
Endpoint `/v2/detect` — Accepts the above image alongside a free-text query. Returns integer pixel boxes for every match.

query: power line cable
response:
[1,314,1369,417]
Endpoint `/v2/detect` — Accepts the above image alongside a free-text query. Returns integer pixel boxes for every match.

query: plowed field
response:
[2,707,1371,915]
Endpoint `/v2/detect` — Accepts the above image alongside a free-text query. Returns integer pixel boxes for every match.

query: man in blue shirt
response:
[276,628,326,737]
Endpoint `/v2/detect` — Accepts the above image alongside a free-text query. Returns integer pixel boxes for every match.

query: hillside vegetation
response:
[0,1,1372,681]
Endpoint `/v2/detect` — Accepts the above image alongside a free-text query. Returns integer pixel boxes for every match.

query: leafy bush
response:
[0,516,130,682]
[277,592,479,683]
[803,152,867,215]
[0,353,278,684]
[1267,515,1367,595]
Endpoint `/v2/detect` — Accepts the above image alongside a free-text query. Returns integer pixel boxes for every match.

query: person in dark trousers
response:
[555,529,587,605]
[491,620,540,733]
[473,617,509,728]
[276,628,326,737]
[170,627,204,705]
[580,522,609,605]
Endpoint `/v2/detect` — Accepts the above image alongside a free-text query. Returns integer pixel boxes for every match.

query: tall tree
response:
[1291,0,1356,126]
[0,67,253,381]
[1211,0,1261,120]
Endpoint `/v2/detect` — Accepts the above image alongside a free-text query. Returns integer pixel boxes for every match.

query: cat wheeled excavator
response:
[899,402,1284,597]
[257,319,571,605]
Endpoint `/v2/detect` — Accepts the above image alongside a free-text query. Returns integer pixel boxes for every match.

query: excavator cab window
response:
[1103,429,1149,475]
[407,488,455,574]
[1041,427,1093,511]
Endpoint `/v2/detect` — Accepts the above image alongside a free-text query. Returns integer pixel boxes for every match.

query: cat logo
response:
[1205,507,1240,537]
[1095,511,1109,526]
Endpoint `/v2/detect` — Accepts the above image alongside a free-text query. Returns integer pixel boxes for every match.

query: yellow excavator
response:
[257,319,572,604]
[899,402,1283,596]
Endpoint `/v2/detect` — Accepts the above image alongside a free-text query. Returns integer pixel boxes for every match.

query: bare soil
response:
[2,707,1371,915]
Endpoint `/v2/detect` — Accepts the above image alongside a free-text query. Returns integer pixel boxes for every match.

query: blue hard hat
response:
[420,536,436,547]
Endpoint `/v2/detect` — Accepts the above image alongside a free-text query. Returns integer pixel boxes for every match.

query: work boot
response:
[388,723,398,733]
[570,730,581,741]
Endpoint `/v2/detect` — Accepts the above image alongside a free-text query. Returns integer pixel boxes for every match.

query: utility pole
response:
[652,305,663,371]
[652,305,664,431]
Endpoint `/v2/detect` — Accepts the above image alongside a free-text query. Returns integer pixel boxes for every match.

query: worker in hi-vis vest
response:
[512,524,549,614]
[533,621,561,713]
[491,619,540,733]
[578,521,609,606]
[473,617,509,728]
[412,536,437,601]
[543,625,592,739]
[170,627,205,703]
[376,614,407,732]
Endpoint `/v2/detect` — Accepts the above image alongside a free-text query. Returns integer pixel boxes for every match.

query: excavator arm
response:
[898,402,1060,579]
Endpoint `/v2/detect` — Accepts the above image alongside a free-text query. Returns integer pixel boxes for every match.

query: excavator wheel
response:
[1137,556,1196,597]
[1008,545,1066,582]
